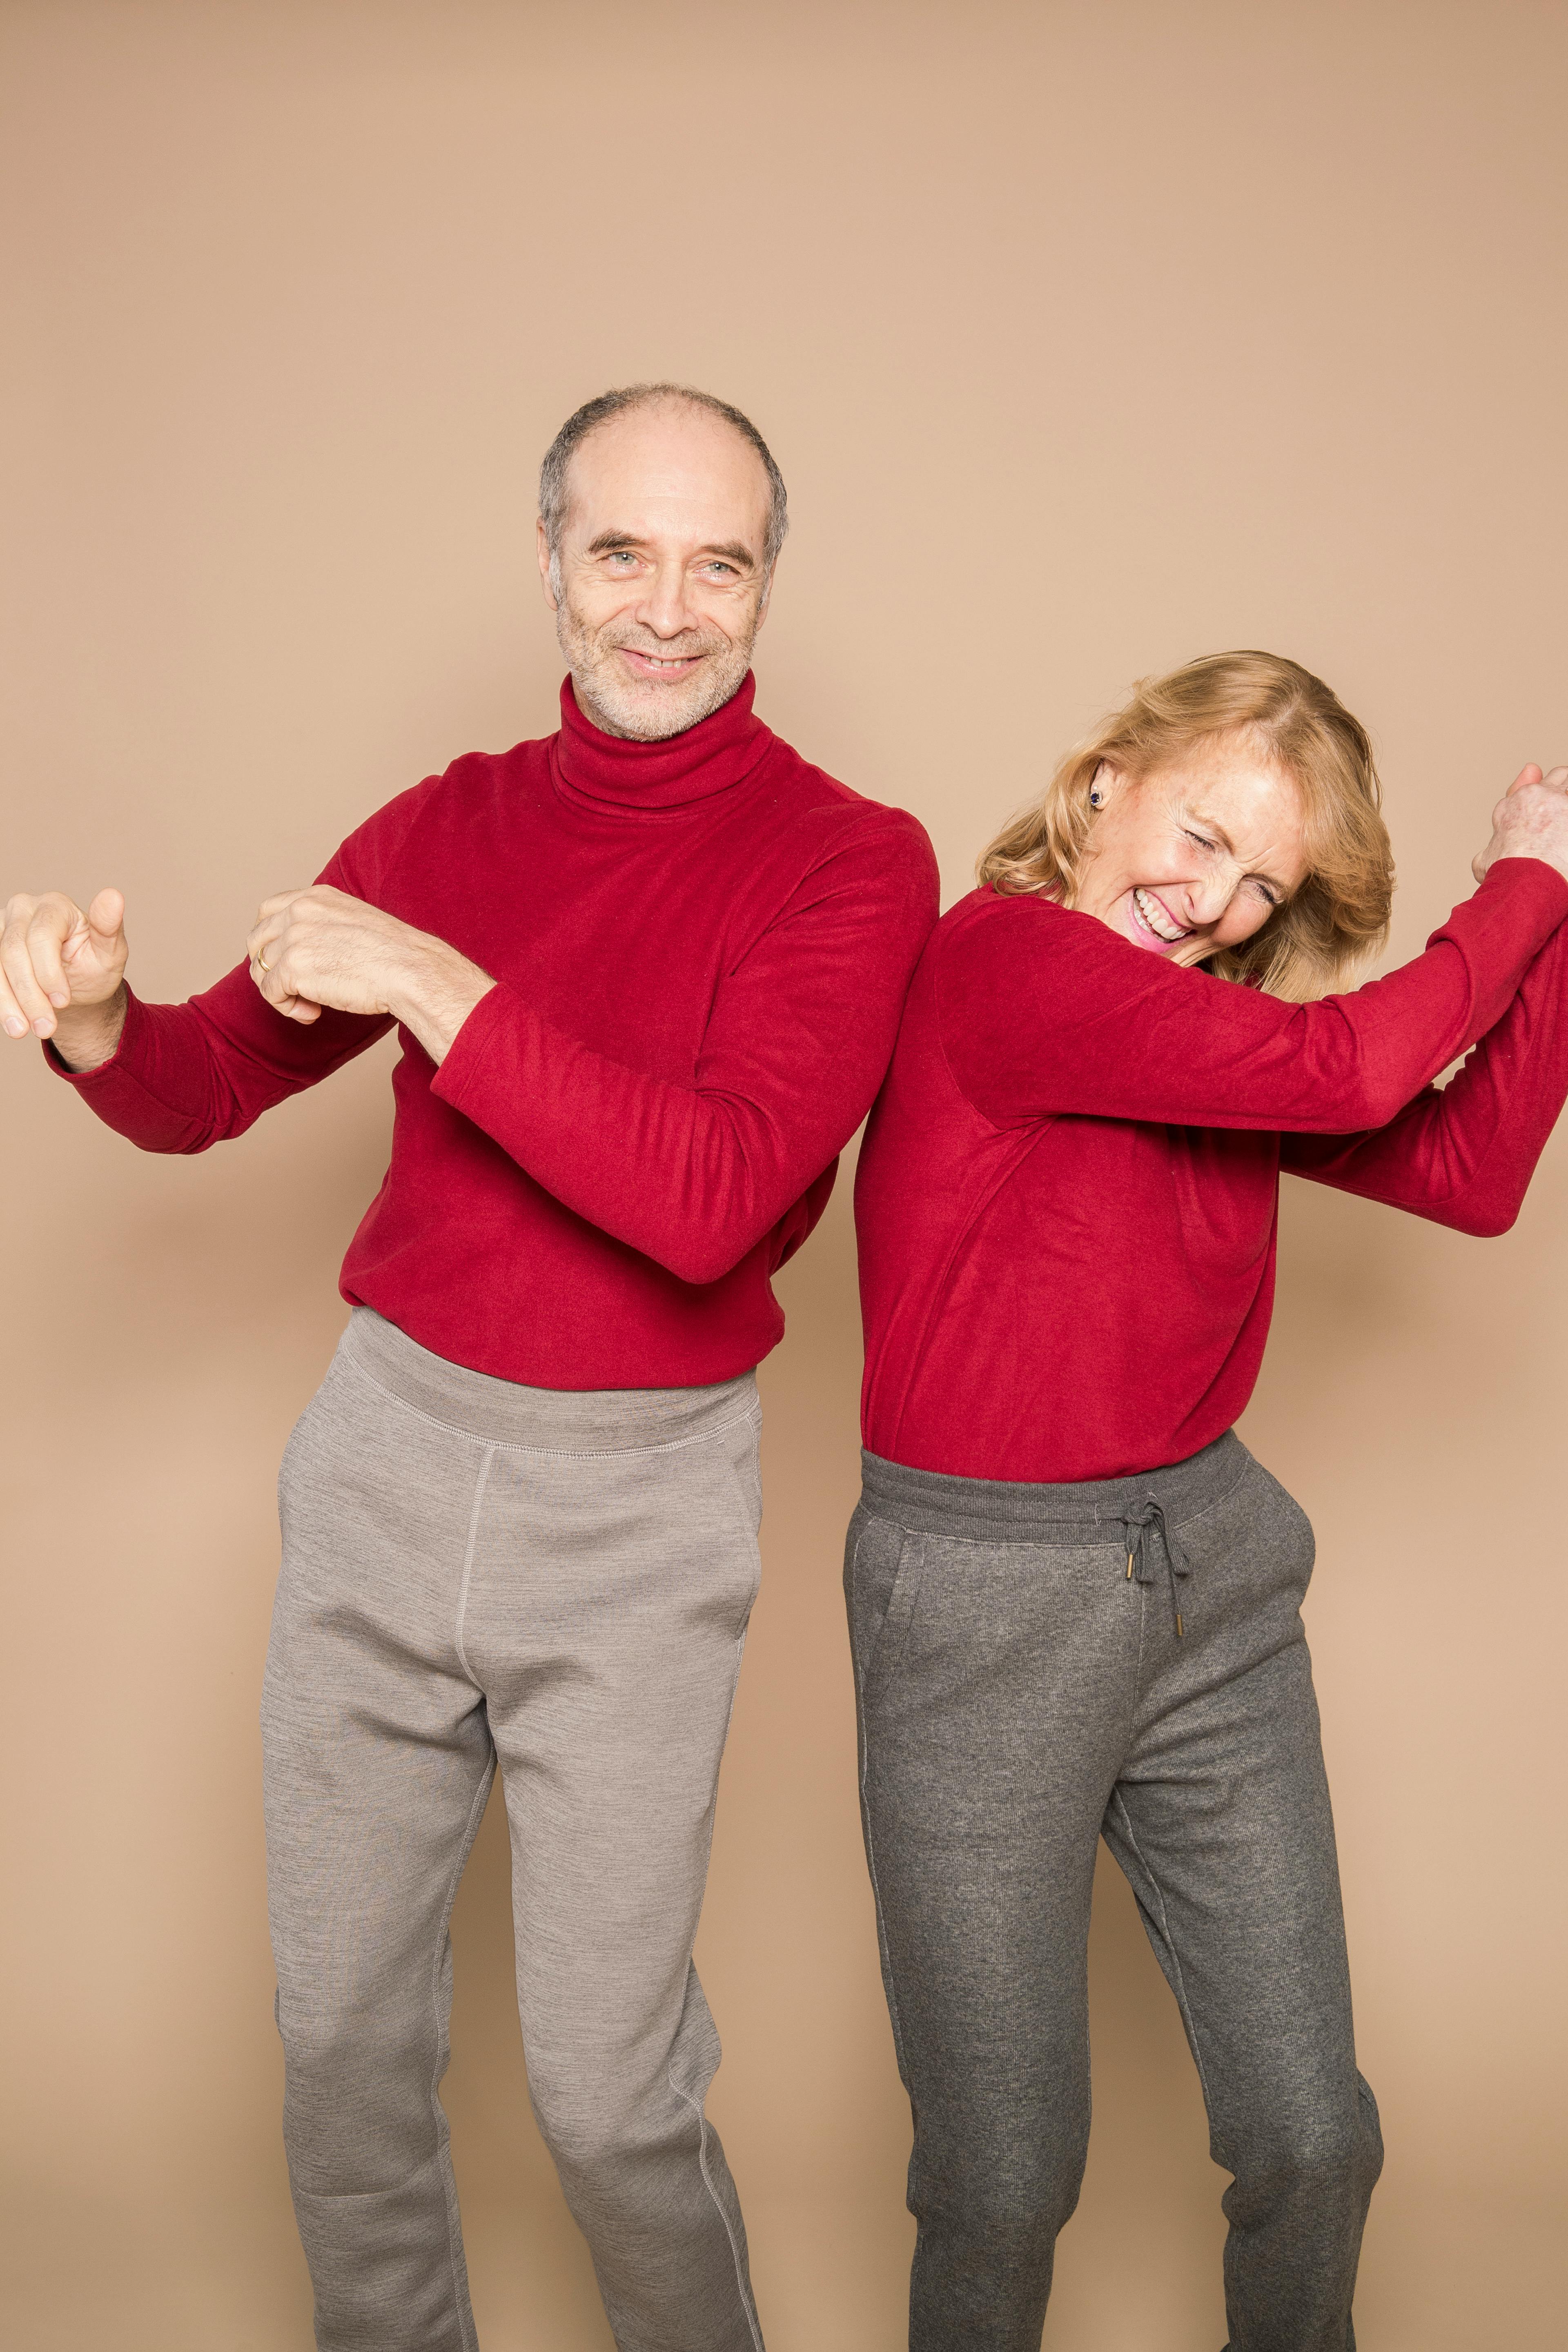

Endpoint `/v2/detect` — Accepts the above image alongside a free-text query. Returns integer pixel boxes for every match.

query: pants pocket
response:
[849,1513,928,1711]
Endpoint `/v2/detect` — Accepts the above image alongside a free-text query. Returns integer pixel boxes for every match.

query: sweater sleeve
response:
[1279,920,1568,1234]
[940,859,1568,1136]
[47,784,432,1152]
[430,812,941,1285]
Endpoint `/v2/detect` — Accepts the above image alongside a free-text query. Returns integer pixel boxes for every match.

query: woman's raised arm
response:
[940,858,1568,1138]
[1281,921,1568,1234]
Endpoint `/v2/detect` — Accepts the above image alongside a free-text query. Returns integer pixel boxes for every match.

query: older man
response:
[2,385,938,2351]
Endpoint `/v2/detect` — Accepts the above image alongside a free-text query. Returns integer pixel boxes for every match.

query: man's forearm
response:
[49,984,129,1073]
[385,938,494,1066]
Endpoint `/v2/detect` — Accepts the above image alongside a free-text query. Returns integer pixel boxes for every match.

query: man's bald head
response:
[539,384,788,578]
[535,386,789,741]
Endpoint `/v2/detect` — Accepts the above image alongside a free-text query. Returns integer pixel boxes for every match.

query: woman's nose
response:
[1187,870,1238,926]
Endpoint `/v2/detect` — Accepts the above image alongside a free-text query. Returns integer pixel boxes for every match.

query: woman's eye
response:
[1183,830,1216,853]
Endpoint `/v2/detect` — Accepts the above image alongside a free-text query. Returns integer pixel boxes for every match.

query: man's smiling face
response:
[539,398,775,741]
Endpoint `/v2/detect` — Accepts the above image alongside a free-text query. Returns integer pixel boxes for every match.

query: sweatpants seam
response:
[664,1628,764,2352]
[431,1754,496,2352]
[453,1446,495,1685]
[1108,1786,1217,2121]
[340,1348,760,1458]
[666,2065,764,2352]
[857,1697,911,2082]
[847,1525,913,2080]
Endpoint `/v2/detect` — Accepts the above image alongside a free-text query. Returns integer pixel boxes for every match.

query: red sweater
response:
[60,677,938,1388]
[857,860,1568,1483]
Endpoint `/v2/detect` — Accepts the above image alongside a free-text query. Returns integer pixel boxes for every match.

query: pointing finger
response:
[86,886,125,942]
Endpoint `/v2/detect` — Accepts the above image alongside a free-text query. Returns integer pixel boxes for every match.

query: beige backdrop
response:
[3,3,1565,2346]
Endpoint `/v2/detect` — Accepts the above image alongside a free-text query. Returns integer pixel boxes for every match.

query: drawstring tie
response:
[1123,1499,1191,1637]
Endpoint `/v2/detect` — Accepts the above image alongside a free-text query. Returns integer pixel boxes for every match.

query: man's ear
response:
[753,561,777,635]
[536,519,558,610]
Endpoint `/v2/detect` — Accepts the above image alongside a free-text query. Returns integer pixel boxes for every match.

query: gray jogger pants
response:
[846,1432,1383,2352]
[261,1309,766,2352]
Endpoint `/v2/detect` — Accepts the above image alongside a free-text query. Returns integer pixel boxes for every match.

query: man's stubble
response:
[554,582,760,743]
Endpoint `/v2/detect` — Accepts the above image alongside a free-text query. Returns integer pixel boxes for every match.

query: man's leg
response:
[846,1499,1134,2352]
[262,1340,494,2352]
[1103,1457,1384,2352]
[468,1383,767,2352]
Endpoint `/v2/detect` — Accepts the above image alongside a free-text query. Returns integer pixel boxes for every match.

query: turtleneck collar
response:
[551,672,774,815]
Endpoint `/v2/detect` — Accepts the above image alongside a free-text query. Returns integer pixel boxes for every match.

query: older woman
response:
[849,652,1568,2352]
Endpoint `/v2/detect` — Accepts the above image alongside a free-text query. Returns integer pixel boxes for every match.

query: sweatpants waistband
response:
[341,1308,759,1454]
[859,1430,1251,1544]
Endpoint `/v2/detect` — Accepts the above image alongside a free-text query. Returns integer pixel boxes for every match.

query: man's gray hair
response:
[538,383,789,575]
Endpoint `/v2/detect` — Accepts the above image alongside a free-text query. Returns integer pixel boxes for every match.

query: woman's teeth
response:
[1133,887,1188,943]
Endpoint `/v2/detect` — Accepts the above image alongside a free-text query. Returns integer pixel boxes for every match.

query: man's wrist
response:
[388,936,493,1065]
[49,984,129,1073]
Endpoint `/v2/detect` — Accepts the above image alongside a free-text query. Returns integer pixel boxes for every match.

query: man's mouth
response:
[617,646,707,679]
[1129,886,1192,948]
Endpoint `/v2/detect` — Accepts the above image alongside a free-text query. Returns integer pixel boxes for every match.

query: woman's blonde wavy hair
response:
[978,651,1395,1000]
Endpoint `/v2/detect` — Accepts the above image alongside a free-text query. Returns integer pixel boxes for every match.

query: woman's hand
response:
[1474,765,1568,885]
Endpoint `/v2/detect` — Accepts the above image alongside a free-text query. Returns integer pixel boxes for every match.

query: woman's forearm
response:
[1281,924,1568,1234]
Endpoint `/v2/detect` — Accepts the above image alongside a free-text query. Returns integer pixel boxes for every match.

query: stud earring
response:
[1089,788,1105,808]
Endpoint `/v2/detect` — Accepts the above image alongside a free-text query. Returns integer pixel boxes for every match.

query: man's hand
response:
[246,884,494,1065]
[1474,764,1568,885]
[0,887,129,1069]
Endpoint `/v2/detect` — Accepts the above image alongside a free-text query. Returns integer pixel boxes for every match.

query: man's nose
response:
[634,561,697,639]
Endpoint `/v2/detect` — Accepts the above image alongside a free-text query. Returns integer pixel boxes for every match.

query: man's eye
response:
[605,550,636,566]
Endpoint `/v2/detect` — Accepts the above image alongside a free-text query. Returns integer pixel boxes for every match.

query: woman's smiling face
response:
[1074,737,1310,965]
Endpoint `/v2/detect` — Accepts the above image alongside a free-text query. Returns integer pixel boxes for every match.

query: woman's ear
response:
[1088,761,1118,809]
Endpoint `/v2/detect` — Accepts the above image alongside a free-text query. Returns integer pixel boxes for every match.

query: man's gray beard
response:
[555,592,757,742]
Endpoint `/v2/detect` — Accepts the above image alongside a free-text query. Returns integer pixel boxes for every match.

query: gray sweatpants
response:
[261,1308,766,2352]
[846,1432,1383,2352]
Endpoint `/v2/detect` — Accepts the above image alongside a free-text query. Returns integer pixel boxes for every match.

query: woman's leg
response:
[847,1497,1133,2352]
[1102,1457,1383,2352]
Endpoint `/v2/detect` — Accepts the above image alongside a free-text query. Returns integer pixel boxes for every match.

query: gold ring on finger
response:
[255,949,271,973]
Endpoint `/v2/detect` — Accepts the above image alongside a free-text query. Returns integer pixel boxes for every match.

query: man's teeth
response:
[1134,887,1188,943]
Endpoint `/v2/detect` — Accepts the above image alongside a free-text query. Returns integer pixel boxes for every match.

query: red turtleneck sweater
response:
[857,862,1568,1483]
[58,678,938,1388]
